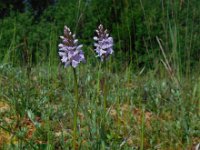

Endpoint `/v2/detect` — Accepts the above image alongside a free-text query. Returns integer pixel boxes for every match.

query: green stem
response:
[103,61,107,112]
[97,62,102,104]
[140,106,145,150]
[103,79,107,112]
[73,68,78,150]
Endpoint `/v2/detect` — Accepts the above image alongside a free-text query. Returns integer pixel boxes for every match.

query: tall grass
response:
[0,0,199,149]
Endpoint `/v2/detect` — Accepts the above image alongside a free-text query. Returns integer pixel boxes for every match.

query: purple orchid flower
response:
[94,24,114,61]
[58,26,85,68]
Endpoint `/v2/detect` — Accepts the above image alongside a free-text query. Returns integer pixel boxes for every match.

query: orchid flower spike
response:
[93,24,114,61]
[58,26,85,68]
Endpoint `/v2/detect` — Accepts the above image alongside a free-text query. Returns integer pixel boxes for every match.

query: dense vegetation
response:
[0,0,200,68]
[0,0,199,149]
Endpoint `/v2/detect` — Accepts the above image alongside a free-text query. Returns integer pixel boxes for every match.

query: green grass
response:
[0,62,199,149]
[0,1,199,149]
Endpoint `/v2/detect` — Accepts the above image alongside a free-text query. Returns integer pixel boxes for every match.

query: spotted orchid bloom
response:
[58,26,85,68]
[93,24,114,61]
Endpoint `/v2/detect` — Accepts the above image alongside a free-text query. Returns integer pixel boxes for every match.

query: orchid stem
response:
[103,61,107,112]
[103,79,107,112]
[73,68,78,150]
[97,62,102,104]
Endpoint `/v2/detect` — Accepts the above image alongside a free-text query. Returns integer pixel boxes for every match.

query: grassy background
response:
[0,0,200,149]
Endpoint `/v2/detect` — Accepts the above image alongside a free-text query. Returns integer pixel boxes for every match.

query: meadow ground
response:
[0,0,200,149]
[0,62,199,149]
